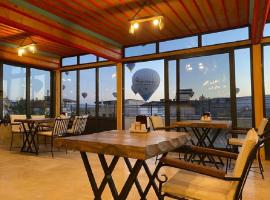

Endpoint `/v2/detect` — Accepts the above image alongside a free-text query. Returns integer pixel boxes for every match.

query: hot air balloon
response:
[82,92,87,99]
[62,85,66,90]
[112,92,117,98]
[127,63,135,72]
[236,88,240,94]
[31,78,43,93]
[131,68,160,101]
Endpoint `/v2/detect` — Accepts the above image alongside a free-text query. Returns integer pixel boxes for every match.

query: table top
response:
[173,120,232,129]
[14,118,55,124]
[56,130,191,160]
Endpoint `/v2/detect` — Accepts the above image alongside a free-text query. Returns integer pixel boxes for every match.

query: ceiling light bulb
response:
[133,22,139,29]
[153,19,159,26]
[29,44,36,53]
[18,48,25,56]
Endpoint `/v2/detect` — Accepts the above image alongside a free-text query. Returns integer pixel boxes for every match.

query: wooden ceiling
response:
[0,0,269,69]
[26,0,251,46]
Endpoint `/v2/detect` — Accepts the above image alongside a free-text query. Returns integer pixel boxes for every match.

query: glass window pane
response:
[124,43,156,57]
[202,27,249,46]
[3,64,26,116]
[80,69,95,116]
[30,69,51,116]
[62,56,77,66]
[263,23,270,37]
[159,36,198,52]
[98,57,108,62]
[264,46,270,117]
[79,54,97,64]
[124,60,164,129]
[168,60,177,124]
[180,53,231,120]
[99,66,116,118]
[61,71,77,116]
[235,48,252,128]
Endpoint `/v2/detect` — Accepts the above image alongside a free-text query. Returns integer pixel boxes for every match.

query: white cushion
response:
[150,116,164,129]
[162,169,231,200]
[37,131,52,136]
[10,115,27,133]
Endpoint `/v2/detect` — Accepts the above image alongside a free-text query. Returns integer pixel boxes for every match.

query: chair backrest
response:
[228,128,259,200]
[257,118,268,137]
[31,115,45,119]
[10,114,27,132]
[52,117,70,136]
[69,116,87,134]
[149,116,164,130]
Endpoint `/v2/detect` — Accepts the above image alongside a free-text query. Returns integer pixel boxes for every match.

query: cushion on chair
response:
[162,169,230,200]
[37,131,52,136]
[228,138,244,146]
[10,115,27,133]
[257,118,268,137]
[228,128,258,199]
[150,116,164,129]
[31,115,45,119]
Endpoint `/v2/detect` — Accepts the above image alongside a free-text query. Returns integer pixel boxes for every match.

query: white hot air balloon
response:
[131,68,160,101]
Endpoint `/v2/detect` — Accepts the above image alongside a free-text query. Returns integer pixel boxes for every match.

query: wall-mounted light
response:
[17,36,37,56]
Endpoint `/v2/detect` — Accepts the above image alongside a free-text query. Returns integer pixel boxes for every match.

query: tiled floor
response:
[0,146,269,200]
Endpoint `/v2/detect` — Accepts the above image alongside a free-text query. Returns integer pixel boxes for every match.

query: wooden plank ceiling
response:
[25,0,251,46]
[0,0,269,69]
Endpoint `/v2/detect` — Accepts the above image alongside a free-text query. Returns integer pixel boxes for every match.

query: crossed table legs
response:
[80,152,162,200]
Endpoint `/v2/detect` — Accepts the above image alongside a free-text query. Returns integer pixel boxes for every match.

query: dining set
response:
[9,114,88,156]
[55,115,270,200]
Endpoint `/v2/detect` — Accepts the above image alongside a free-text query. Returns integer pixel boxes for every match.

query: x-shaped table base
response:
[183,127,224,168]
[80,152,162,200]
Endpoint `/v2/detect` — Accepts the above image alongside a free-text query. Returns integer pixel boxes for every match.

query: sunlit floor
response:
[0,145,269,200]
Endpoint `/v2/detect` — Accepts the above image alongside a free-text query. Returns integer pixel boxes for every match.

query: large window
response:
[62,56,77,66]
[99,66,117,117]
[79,68,96,116]
[61,71,77,116]
[3,64,26,117]
[234,48,252,127]
[30,69,51,116]
[179,53,231,120]
[124,60,164,128]
[264,45,270,117]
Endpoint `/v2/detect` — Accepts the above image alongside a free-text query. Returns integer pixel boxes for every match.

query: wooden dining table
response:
[14,118,55,154]
[173,120,232,167]
[56,130,190,200]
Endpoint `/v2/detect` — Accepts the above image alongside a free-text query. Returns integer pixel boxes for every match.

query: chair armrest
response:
[161,156,226,179]
[179,145,238,159]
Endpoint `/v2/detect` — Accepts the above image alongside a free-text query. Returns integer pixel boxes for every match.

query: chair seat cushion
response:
[162,169,232,200]
[37,131,52,136]
[228,138,244,146]
[67,129,73,134]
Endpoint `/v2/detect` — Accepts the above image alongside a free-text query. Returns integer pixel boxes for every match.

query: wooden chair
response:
[149,115,176,131]
[226,118,268,178]
[67,115,88,135]
[157,128,262,200]
[37,117,70,157]
[9,114,27,151]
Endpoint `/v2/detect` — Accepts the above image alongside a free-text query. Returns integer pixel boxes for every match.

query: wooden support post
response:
[116,63,123,130]
[252,44,266,159]
[54,69,61,117]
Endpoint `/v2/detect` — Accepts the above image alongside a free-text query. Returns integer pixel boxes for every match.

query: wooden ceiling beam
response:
[206,0,221,29]
[251,0,270,44]
[0,1,122,61]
